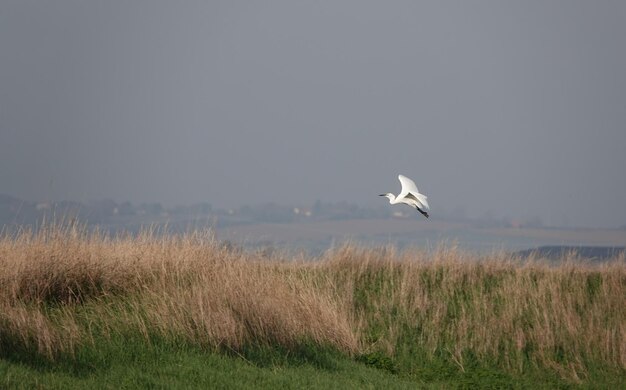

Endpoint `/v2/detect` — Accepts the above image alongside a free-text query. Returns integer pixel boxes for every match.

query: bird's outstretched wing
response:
[398,175,430,211]
[405,191,430,211]
[398,175,418,199]
[412,192,430,210]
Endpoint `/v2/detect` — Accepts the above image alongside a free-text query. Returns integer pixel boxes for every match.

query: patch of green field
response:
[2,331,624,389]
[1,334,417,389]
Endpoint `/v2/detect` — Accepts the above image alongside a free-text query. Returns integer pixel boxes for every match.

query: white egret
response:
[380,175,430,218]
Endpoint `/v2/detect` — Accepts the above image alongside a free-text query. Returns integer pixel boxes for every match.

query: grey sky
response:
[1,1,625,228]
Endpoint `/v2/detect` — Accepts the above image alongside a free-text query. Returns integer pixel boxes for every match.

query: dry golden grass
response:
[0,223,624,382]
[0,223,359,359]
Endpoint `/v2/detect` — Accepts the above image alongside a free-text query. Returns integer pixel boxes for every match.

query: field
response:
[1,223,625,388]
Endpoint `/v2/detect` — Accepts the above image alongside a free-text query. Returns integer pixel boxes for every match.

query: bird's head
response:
[379,193,395,202]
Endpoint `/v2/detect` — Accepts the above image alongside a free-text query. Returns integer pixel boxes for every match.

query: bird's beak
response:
[379,194,386,197]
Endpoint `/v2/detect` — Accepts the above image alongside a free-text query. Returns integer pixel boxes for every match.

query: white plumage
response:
[380,174,430,218]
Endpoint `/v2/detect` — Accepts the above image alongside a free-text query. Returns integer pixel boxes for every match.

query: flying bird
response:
[380,175,430,218]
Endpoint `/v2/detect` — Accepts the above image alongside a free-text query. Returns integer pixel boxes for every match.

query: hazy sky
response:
[1,1,625,228]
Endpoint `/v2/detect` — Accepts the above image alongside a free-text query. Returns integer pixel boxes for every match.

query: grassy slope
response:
[4,334,608,389]
[0,226,624,388]
[4,340,623,389]
[2,336,421,389]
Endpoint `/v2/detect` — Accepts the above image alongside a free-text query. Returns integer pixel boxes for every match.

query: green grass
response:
[4,338,622,389]
[1,333,419,389]
[2,315,623,389]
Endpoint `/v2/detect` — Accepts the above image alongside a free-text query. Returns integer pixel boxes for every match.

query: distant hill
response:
[515,246,625,261]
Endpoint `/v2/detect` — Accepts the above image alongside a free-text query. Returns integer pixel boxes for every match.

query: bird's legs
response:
[415,205,429,218]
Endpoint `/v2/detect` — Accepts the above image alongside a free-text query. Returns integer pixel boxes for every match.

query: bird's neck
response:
[388,194,398,204]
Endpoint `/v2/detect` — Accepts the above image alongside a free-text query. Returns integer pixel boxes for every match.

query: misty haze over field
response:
[1,1,626,228]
